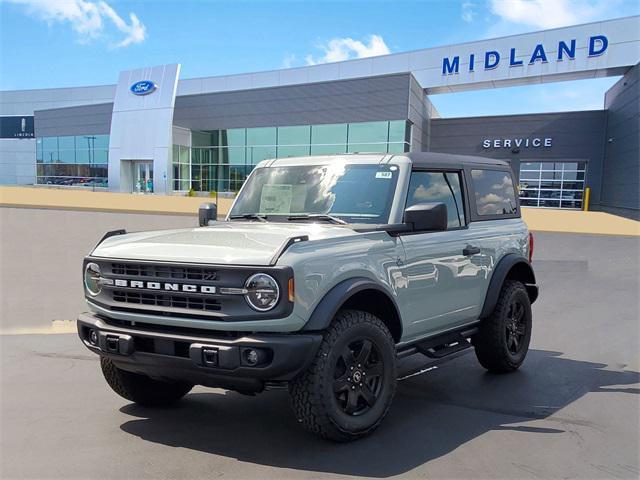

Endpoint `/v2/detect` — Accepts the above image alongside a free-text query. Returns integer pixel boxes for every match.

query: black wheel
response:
[289,310,397,442]
[100,357,193,407]
[474,280,532,373]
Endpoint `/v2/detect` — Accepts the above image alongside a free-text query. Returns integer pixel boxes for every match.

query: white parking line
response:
[0,320,76,335]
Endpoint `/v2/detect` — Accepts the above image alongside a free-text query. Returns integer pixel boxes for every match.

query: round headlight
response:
[244,273,280,311]
[84,262,102,296]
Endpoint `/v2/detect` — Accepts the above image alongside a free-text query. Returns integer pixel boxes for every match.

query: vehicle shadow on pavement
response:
[119,349,639,477]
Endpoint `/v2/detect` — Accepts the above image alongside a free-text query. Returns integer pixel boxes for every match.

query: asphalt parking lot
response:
[1,208,639,479]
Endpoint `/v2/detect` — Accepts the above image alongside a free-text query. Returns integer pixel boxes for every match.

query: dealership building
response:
[1,16,638,218]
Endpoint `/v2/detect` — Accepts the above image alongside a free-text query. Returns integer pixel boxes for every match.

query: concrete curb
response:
[0,186,234,216]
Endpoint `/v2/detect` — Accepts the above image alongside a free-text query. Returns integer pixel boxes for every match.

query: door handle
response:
[463,245,481,256]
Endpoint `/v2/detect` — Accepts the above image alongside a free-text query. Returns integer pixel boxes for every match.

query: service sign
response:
[0,116,35,139]
[482,137,553,149]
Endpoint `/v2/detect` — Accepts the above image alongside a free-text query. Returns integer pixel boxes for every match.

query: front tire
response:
[289,310,397,442]
[101,357,193,407]
[474,280,532,373]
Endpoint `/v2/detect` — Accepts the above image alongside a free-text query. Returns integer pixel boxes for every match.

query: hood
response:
[91,221,358,266]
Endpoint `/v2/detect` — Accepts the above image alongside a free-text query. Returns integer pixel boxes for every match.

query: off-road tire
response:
[474,280,532,373]
[289,309,397,442]
[100,357,193,407]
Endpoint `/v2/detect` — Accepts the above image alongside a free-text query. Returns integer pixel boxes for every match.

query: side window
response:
[406,171,465,228]
[471,169,517,216]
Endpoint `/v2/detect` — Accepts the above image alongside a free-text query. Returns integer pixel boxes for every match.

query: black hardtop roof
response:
[400,151,510,168]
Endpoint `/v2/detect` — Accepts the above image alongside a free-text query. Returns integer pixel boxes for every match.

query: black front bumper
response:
[78,312,322,393]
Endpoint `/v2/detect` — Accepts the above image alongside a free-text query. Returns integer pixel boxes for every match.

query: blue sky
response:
[0,0,638,117]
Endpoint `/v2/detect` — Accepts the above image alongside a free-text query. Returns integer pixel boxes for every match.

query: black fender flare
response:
[480,253,538,319]
[302,277,402,333]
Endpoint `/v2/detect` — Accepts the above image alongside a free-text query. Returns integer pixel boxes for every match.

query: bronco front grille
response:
[110,263,218,281]
[112,290,222,312]
[86,257,293,322]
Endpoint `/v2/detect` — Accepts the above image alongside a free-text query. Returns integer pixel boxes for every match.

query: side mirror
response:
[404,202,448,232]
[199,202,217,227]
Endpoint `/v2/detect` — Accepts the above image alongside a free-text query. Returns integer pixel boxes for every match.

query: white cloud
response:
[281,54,296,69]
[478,192,503,204]
[477,192,506,215]
[429,76,620,117]
[305,34,390,66]
[489,0,613,29]
[532,77,617,111]
[4,0,146,48]
[461,1,476,22]
[413,182,451,201]
[476,191,517,214]
[491,175,513,190]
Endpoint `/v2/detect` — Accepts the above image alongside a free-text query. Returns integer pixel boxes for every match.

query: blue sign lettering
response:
[442,56,460,75]
[441,34,608,75]
[484,51,500,69]
[558,39,576,60]
[589,35,608,56]
[509,48,523,67]
[529,44,548,64]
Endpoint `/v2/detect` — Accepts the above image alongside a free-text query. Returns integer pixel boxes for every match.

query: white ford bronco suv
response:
[78,152,537,441]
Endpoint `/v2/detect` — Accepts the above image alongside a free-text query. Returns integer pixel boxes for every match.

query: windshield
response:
[229,163,399,224]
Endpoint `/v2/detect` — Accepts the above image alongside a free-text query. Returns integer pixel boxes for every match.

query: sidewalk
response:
[0,186,234,216]
[1,186,638,236]
[521,208,639,236]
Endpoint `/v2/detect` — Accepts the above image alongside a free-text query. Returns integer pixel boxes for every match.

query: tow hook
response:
[88,331,133,356]
[105,335,120,353]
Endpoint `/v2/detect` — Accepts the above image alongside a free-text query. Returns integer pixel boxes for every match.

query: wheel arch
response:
[480,253,538,319]
[302,277,403,343]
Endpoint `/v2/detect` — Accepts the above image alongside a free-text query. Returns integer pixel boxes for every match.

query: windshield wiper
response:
[287,214,347,225]
[228,214,268,222]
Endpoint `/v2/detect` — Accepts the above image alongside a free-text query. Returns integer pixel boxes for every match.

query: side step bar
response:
[397,326,479,360]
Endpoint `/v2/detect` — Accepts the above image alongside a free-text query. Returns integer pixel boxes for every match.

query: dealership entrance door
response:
[131,161,154,194]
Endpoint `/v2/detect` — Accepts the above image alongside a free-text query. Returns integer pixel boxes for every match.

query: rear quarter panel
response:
[467,218,530,317]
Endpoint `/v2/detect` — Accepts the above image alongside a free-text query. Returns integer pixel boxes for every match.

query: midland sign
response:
[415,16,639,93]
[443,36,608,75]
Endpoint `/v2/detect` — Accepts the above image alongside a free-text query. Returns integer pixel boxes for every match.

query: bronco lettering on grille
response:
[112,279,216,294]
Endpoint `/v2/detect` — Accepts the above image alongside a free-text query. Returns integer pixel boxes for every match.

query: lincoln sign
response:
[443,35,608,75]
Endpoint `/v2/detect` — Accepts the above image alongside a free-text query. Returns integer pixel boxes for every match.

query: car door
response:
[396,169,488,342]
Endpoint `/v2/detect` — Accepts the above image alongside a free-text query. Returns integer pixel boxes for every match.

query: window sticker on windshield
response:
[375,171,392,179]
[260,184,293,214]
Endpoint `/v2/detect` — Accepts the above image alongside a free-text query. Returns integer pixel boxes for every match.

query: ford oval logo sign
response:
[130,80,156,95]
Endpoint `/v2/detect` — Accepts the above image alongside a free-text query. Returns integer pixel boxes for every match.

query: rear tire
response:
[289,310,397,442]
[474,280,532,373]
[101,357,193,407]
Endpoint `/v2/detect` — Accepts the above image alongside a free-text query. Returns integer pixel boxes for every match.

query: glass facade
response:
[173,120,411,192]
[518,161,586,209]
[36,135,109,187]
